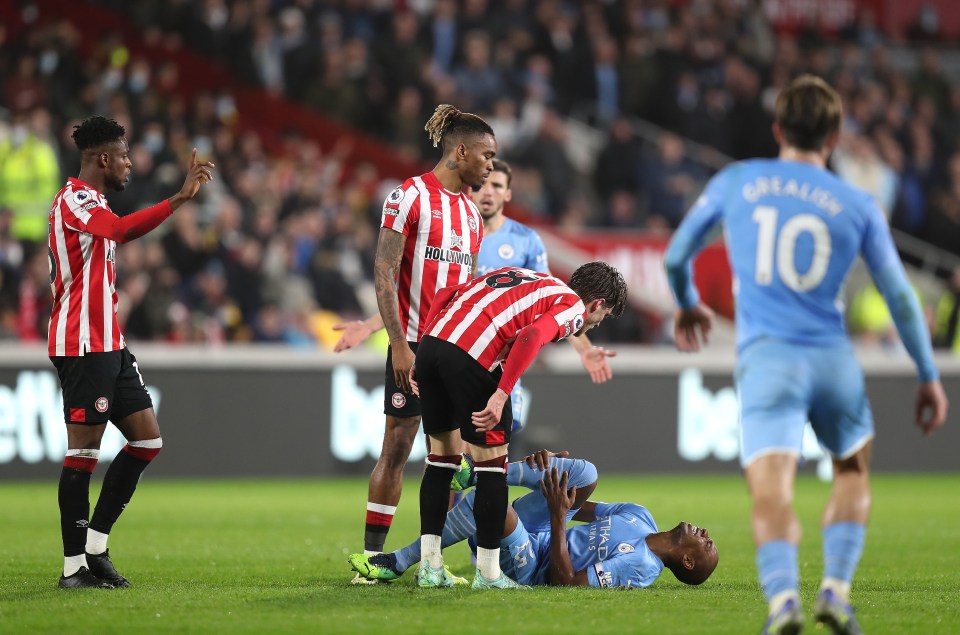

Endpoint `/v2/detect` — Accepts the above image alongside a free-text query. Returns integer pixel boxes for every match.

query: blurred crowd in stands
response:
[1,0,959,352]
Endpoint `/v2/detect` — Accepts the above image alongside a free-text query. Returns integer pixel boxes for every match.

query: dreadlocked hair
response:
[424,104,494,150]
[569,261,628,318]
[72,116,126,151]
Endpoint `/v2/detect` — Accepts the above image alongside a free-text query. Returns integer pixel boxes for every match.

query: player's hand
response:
[674,304,714,352]
[915,380,948,436]
[472,388,509,431]
[179,148,215,199]
[523,450,570,470]
[540,467,576,517]
[580,346,616,383]
[332,320,372,353]
[408,364,419,397]
[391,342,416,394]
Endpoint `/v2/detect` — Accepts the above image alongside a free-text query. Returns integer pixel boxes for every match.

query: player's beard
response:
[108,174,127,192]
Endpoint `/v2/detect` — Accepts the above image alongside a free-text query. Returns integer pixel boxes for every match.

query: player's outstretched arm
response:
[85,149,214,244]
[332,314,383,352]
[542,467,589,586]
[569,333,616,383]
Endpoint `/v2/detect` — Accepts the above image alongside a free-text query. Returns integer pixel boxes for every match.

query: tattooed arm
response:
[375,227,416,393]
[471,250,480,279]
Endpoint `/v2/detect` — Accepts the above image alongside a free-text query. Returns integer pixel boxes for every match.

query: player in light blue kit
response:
[332,159,618,433]
[473,159,615,431]
[664,76,948,635]
[348,451,718,589]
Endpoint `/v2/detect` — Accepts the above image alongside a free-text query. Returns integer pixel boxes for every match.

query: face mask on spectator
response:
[129,71,149,94]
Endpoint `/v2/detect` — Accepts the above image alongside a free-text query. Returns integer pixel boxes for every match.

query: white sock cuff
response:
[128,437,162,449]
[86,529,109,555]
[63,554,87,577]
[65,449,100,459]
[425,455,462,470]
[366,502,397,515]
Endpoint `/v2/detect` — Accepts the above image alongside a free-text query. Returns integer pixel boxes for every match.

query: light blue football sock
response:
[757,540,799,603]
[507,458,597,490]
[823,522,866,584]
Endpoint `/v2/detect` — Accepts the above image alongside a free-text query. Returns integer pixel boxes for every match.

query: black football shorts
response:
[415,335,512,447]
[50,347,154,425]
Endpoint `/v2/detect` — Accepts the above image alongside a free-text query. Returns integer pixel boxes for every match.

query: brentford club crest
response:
[468,217,478,233]
[391,392,406,408]
[95,396,109,413]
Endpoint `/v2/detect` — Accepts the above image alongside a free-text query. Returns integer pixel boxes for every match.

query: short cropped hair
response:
[490,159,512,186]
[424,104,494,151]
[72,116,126,151]
[775,75,842,152]
[568,261,628,318]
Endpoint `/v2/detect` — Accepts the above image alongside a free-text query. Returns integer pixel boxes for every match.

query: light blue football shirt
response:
[478,217,549,275]
[564,502,664,589]
[665,159,937,381]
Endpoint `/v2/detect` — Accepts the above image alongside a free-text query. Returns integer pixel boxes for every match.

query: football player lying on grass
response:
[349,451,718,588]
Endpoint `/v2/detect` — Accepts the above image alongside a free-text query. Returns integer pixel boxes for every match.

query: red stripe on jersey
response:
[63,228,86,356]
[427,268,586,370]
[365,510,395,527]
[380,173,482,342]
[48,193,68,354]
[48,180,124,357]
[88,238,105,352]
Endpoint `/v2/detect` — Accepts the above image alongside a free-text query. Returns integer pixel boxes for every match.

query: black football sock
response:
[89,442,161,539]
[472,456,509,550]
[59,451,99,558]
[420,454,461,537]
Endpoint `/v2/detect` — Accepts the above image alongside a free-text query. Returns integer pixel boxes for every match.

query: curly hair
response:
[72,116,126,151]
[424,104,494,150]
[568,261,628,318]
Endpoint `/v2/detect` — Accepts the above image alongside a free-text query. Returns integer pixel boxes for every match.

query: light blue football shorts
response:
[735,338,874,467]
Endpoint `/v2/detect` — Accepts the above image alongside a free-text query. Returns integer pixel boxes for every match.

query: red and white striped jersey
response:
[426,268,586,371]
[381,171,483,341]
[47,177,123,357]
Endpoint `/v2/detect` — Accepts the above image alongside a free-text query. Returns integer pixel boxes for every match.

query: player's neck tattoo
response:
[444,159,457,170]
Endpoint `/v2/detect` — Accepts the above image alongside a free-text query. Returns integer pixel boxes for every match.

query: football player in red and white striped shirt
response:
[50,116,214,589]
[344,105,494,574]
[410,261,627,588]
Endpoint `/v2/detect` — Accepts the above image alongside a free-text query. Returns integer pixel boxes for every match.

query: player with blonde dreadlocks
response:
[342,105,496,584]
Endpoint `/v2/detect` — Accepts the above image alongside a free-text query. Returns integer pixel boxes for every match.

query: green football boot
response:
[415,561,461,588]
[347,553,401,582]
[471,569,529,589]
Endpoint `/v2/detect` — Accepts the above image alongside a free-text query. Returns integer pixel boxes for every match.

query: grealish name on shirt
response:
[424,246,473,266]
[741,177,844,215]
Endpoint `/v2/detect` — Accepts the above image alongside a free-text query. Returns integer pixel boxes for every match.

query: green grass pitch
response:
[1,473,958,634]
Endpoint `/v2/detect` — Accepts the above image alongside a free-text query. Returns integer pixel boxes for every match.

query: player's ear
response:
[823,129,841,156]
[456,142,468,161]
[99,152,109,168]
[771,122,783,146]
[681,553,695,571]
[503,186,512,203]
